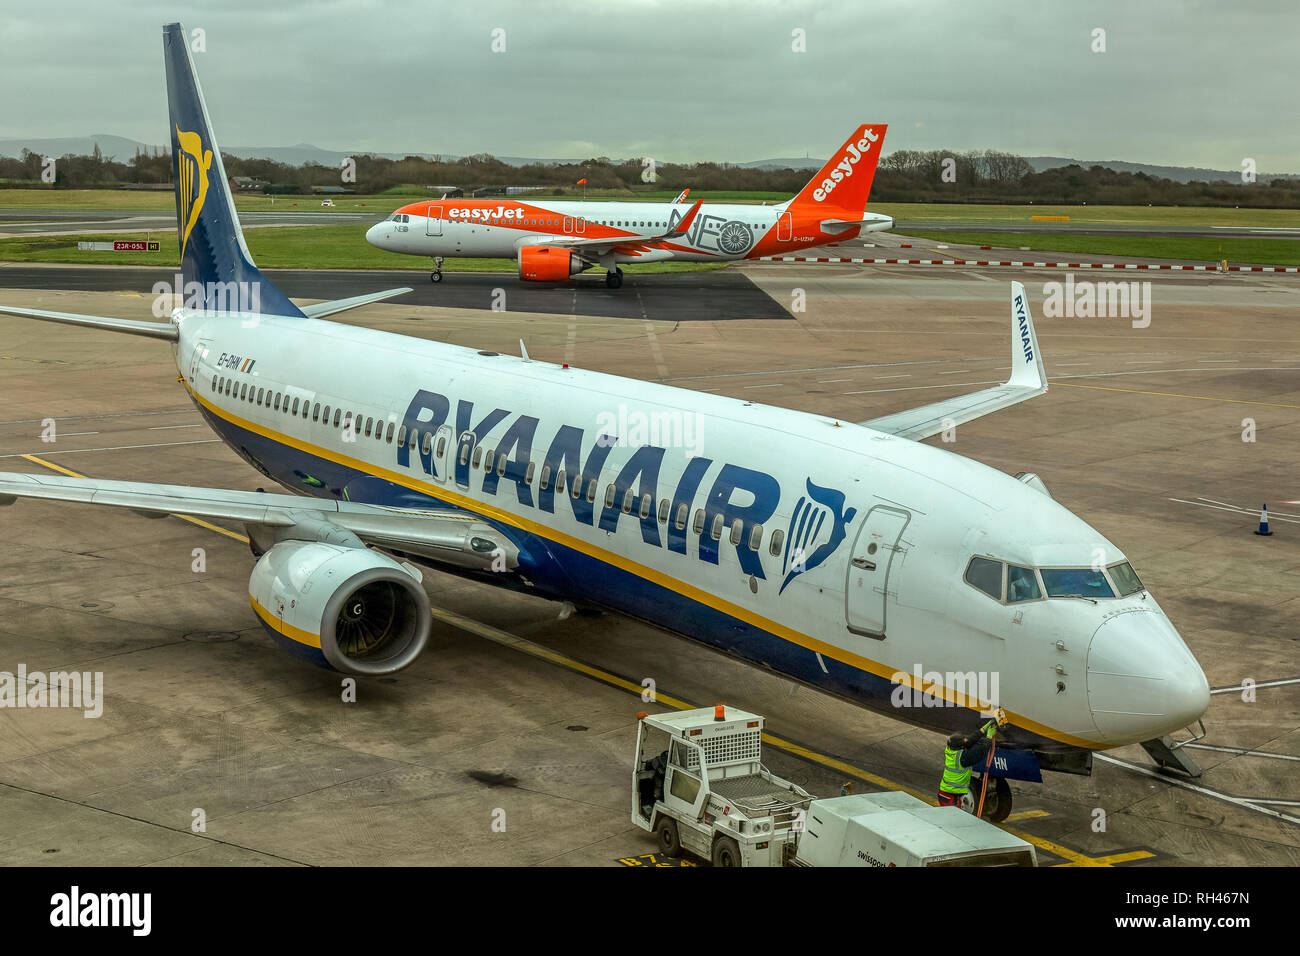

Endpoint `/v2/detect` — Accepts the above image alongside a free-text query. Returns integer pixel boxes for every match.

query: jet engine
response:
[518,245,586,282]
[249,540,432,675]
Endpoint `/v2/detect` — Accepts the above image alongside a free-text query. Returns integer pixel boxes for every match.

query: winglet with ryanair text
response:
[857,281,1048,440]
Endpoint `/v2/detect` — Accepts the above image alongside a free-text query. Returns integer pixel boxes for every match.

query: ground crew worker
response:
[937,721,997,807]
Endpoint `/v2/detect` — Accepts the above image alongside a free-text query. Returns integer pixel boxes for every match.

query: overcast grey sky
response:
[2,0,1296,169]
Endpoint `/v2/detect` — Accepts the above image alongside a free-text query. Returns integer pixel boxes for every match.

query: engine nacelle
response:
[249,541,432,675]
[518,245,585,282]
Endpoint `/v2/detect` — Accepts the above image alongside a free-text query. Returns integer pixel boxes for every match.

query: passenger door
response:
[426,204,443,236]
[844,505,910,637]
[777,211,793,241]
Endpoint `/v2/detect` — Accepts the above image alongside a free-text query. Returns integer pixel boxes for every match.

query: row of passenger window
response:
[212,373,398,440]
[964,556,1145,604]
[210,372,790,556]
[389,212,776,232]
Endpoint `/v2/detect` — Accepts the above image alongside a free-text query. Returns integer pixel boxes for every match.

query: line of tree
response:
[2,144,1298,208]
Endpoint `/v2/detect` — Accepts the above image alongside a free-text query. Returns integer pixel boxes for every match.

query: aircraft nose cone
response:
[1085,609,1210,745]
[365,222,385,247]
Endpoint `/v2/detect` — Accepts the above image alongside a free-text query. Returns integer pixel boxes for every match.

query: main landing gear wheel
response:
[605,268,623,289]
[656,817,682,858]
[712,835,741,868]
[430,256,444,283]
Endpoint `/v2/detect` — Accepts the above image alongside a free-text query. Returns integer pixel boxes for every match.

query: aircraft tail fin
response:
[786,124,887,219]
[163,22,305,318]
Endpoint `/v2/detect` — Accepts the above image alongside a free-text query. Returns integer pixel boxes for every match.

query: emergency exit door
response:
[426,204,442,236]
[844,506,910,637]
[187,338,210,384]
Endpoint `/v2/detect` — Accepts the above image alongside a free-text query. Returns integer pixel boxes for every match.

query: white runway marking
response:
[0,408,193,426]
[1168,497,1300,524]
[1095,753,1300,827]
[0,439,220,458]
[1211,676,1300,695]
[147,424,204,430]
[1183,743,1300,762]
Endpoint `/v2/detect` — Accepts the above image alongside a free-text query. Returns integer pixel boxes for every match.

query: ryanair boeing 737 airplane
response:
[0,24,1209,812]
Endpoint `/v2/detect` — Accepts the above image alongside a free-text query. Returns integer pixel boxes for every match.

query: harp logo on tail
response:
[174,125,212,260]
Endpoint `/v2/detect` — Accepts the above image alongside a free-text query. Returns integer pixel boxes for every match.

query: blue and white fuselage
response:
[175,307,1209,764]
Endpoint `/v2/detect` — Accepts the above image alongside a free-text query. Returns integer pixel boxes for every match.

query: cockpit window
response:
[964,557,1003,601]
[1007,565,1041,603]
[1040,568,1115,599]
[1109,562,1144,596]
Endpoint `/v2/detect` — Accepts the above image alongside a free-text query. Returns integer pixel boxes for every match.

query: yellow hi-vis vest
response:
[940,746,972,795]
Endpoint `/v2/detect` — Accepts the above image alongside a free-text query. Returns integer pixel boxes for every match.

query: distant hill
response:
[1,135,1295,180]
[1026,156,1300,183]
[0,134,158,162]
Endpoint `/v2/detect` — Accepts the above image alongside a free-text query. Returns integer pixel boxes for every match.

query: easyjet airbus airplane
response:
[365,125,893,287]
[0,26,1208,816]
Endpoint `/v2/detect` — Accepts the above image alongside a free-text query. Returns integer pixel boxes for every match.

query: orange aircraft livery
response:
[365,124,890,288]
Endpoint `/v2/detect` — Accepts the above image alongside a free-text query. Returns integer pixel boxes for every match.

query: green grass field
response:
[0,225,729,273]
[896,230,1300,266]
[6,188,1300,226]
[877,203,1300,227]
[0,187,407,213]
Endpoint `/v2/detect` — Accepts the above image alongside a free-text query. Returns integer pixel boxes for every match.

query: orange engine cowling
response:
[518,245,585,282]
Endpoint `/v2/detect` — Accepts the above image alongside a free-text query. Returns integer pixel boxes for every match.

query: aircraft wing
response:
[536,198,705,254]
[0,288,412,335]
[299,287,413,319]
[859,282,1047,441]
[0,304,178,340]
[0,473,516,570]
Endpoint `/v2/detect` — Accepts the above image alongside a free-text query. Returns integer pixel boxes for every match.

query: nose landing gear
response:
[962,775,1013,823]
[430,257,444,283]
